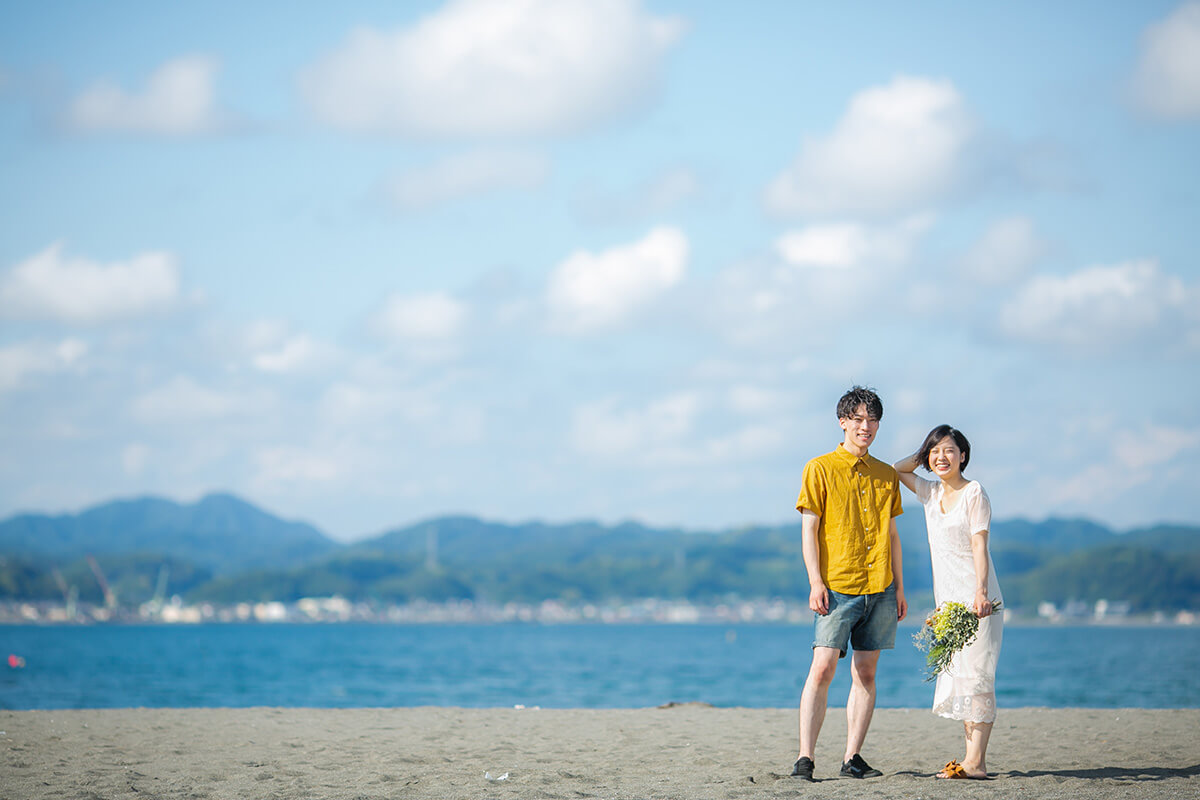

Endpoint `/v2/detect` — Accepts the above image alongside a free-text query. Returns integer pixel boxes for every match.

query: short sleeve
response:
[912,474,936,505]
[968,483,992,534]
[796,459,826,516]
[890,474,904,518]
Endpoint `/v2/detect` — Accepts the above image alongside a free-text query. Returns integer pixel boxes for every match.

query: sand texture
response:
[2,705,1198,799]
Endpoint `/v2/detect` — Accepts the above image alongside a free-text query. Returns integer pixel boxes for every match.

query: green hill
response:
[1004,545,1200,612]
[0,493,337,574]
[0,495,1197,612]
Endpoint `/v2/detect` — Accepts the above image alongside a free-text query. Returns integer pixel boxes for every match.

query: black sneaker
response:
[791,756,815,782]
[840,753,882,779]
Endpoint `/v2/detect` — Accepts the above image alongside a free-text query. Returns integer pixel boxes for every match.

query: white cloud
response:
[299,0,684,137]
[254,446,341,483]
[998,259,1189,347]
[570,393,698,457]
[777,224,867,269]
[765,76,972,217]
[776,214,933,269]
[245,321,333,374]
[0,243,180,325]
[320,382,383,421]
[640,167,702,213]
[576,166,703,223]
[384,150,548,210]
[1049,461,1129,507]
[133,375,262,423]
[372,291,468,343]
[57,338,88,363]
[705,216,931,348]
[1131,1,1200,119]
[320,380,434,424]
[122,443,151,476]
[253,335,325,374]
[699,424,783,462]
[961,216,1045,285]
[570,392,786,466]
[547,226,688,333]
[699,260,797,348]
[1050,422,1200,507]
[315,378,485,448]
[1114,425,1200,470]
[65,55,227,135]
[727,385,783,415]
[0,338,88,393]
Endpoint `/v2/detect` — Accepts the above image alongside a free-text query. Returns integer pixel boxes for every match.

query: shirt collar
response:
[833,443,869,466]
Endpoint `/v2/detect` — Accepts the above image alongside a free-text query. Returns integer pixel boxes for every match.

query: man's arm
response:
[888,517,907,621]
[800,508,829,615]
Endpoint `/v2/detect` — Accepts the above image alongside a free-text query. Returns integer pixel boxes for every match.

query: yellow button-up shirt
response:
[796,444,903,595]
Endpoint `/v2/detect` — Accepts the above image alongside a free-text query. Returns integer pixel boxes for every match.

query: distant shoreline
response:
[2,597,1197,627]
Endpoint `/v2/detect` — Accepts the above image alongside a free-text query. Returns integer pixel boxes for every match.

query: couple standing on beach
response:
[791,385,1003,782]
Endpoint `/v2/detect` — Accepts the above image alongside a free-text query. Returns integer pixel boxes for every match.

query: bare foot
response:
[960,762,988,779]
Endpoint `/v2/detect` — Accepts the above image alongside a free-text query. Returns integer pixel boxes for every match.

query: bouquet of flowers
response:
[912,600,1001,681]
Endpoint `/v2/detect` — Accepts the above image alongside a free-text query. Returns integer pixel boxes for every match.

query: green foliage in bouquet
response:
[912,600,1002,681]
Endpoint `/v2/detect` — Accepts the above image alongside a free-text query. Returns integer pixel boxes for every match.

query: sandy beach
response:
[2,705,1197,799]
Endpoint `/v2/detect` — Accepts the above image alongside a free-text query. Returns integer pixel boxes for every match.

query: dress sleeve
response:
[912,474,936,505]
[968,484,992,534]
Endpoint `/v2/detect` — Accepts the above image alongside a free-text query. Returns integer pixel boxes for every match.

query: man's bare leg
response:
[797,646,841,759]
[844,649,881,761]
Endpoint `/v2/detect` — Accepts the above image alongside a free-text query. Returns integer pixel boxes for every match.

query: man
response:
[791,386,907,782]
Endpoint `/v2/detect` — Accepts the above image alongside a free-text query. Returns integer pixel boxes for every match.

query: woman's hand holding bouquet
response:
[913,599,1002,681]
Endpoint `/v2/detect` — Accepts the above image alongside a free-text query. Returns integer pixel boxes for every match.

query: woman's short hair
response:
[836,385,883,421]
[917,424,971,472]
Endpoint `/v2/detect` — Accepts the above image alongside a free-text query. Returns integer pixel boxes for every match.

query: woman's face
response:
[928,436,964,480]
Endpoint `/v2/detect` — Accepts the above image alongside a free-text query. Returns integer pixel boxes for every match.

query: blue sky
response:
[1,0,1198,541]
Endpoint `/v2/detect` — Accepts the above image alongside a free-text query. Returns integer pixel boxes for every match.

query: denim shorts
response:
[813,582,898,658]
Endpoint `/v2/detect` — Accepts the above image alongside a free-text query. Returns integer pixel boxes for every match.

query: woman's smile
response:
[928,437,963,478]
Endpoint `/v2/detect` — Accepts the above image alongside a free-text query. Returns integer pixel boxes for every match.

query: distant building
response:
[1093,599,1131,620]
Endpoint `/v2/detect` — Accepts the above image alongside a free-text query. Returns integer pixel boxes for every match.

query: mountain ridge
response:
[1,493,1196,611]
[0,492,337,573]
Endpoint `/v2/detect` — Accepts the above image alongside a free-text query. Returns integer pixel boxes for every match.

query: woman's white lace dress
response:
[914,476,1003,723]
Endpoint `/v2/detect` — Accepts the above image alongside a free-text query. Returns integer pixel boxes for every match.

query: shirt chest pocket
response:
[851,476,892,505]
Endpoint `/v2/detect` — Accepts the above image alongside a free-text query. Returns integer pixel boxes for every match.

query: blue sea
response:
[2,623,1198,710]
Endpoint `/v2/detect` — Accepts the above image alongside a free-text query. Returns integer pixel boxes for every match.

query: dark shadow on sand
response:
[894,769,991,781]
[1005,764,1200,782]
[893,764,1200,782]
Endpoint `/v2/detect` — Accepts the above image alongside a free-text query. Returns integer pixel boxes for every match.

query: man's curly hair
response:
[836,385,883,421]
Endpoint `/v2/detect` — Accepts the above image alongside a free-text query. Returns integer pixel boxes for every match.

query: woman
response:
[895,425,1002,780]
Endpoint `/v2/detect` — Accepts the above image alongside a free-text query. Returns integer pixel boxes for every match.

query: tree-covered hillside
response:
[0,493,337,573]
[1,495,1196,612]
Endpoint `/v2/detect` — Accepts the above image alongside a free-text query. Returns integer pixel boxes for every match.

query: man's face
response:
[839,403,879,450]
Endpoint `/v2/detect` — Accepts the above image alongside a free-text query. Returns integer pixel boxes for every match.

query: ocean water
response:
[1,623,1197,710]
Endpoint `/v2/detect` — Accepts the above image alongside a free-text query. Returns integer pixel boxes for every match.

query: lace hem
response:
[933,692,996,723]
